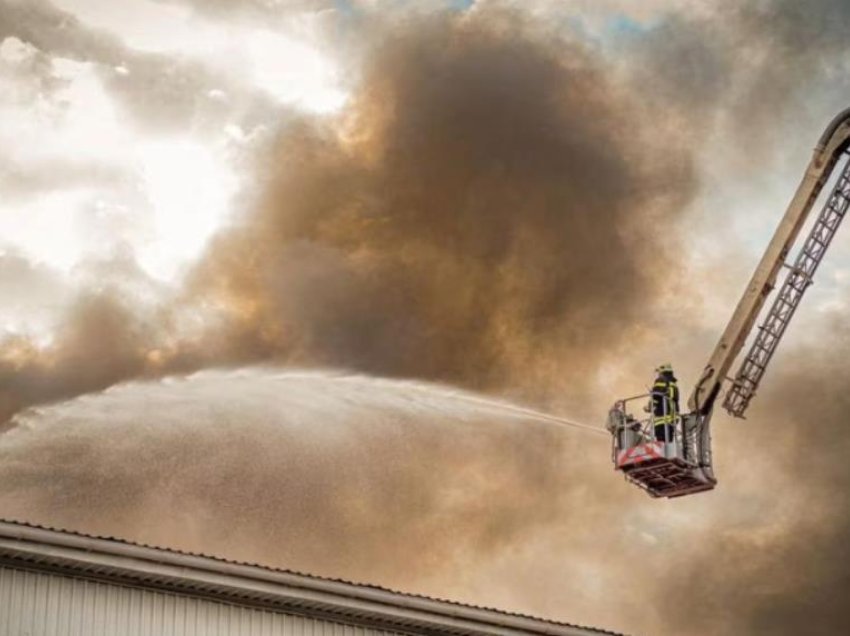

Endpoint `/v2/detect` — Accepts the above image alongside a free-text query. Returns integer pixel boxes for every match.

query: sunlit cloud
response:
[0,44,127,273]
[0,191,91,274]
[1,0,347,287]
[246,28,348,113]
[53,0,349,115]
[51,0,200,53]
[0,30,242,283]
[135,139,239,280]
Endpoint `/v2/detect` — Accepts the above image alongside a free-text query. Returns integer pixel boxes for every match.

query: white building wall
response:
[0,567,406,636]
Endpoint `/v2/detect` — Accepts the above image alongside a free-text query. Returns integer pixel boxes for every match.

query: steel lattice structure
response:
[725,153,850,416]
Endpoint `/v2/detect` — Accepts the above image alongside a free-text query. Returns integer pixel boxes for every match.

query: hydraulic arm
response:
[724,158,850,416]
[691,107,850,418]
[607,107,850,498]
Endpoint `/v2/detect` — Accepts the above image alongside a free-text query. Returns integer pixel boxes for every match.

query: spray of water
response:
[4,368,598,433]
[442,392,608,437]
[227,370,606,436]
[0,368,605,582]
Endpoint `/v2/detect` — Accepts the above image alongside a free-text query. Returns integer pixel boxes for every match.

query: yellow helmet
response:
[656,363,673,373]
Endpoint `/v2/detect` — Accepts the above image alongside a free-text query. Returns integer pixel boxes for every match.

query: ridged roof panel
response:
[0,518,623,636]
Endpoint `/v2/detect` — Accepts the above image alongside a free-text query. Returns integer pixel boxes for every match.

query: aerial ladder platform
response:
[607,107,850,498]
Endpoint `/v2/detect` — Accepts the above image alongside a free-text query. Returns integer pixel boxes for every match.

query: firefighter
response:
[652,363,679,443]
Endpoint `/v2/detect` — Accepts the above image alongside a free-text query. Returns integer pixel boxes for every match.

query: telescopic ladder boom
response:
[607,107,850,498]
[689,108,850,418]
[724,154,850,416]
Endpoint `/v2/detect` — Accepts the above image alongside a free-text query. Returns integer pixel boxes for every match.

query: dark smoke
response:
[0,293,152,425]
[0,7,696,420]
[4,2,850,635]
[187,13,694,395]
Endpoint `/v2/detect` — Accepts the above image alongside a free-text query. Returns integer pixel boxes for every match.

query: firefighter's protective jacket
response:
[652,372,680,426]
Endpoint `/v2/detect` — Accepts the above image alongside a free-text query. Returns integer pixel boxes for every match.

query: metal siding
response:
[0,567,409,636]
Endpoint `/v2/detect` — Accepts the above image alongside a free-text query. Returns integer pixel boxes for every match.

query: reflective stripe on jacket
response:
[652,376,679,426]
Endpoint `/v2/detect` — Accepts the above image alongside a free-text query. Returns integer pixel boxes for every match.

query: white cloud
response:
[51,0,349,115]
[245,28,347,113]
[0,34,241,283]
[51,0,199,53]
[0,35,37,63]
[133,139,239,280]
[0,190,90,273]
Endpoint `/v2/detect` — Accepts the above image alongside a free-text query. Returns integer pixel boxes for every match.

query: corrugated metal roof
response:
[0,518,624,636]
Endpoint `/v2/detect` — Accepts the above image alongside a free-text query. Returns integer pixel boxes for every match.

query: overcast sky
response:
[0,0,846,328]
[3,0,849,342]
[3,2,850,635]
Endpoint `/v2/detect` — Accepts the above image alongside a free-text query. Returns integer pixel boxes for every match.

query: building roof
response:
[0,519,622,636]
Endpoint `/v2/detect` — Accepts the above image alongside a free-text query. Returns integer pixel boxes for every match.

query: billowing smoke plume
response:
[0,6,696,421]
[4,2,850,635]
[187,13,694,393]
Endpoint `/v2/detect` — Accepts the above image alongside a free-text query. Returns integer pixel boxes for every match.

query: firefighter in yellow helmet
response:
[652,363,679,443]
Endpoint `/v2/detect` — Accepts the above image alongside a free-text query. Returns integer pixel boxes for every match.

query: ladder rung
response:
[727,154,850,418]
